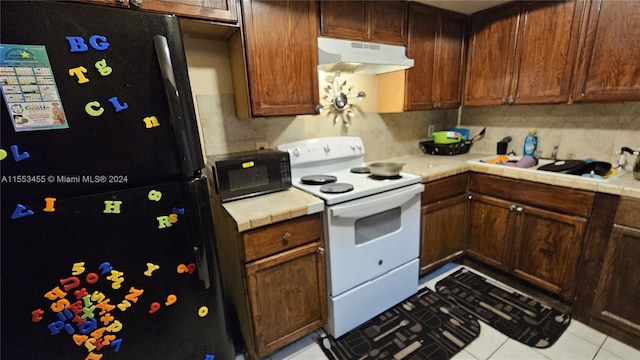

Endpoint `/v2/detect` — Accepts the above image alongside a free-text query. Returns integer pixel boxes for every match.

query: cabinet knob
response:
[516,206,524,212]
[282,232,291,243]
[318,247,325,254]
[507,96,515,105]
[468,194,473,200]
[500,98,508,105]
[130,0,142,8]
[509,204,517,211]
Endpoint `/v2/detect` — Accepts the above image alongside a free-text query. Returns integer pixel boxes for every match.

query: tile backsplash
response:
[457,102,640,166]
[196,93,639,168]
[184,36,638,168]
[195,94,455,162]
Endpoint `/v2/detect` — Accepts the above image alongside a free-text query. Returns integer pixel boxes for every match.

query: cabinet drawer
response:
[615,197,640,228]
[243,215,322,262]
[469,173,594,217]
[421,173,469,205]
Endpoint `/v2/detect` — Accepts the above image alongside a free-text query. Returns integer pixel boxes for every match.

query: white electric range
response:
[277,137,424,338]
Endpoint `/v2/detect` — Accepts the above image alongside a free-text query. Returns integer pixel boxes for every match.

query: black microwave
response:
[206,149,291,202]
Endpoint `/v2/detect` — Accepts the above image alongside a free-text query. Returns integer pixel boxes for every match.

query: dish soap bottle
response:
[523,128,538,157]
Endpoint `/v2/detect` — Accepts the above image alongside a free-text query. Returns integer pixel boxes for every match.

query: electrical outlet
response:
[427,125,435,138]
[255,141,269,150]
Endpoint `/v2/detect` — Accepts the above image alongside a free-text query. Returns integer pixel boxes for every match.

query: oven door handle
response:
[330,184,424,219]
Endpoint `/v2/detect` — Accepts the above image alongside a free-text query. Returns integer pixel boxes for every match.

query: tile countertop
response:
[220,188,324,232]
[382,153,640,199]
[220,153,640,232]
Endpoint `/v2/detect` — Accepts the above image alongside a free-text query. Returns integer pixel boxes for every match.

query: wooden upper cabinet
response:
[512,1,583,104]
[571,0,640,102]
[369,1,408,45]
[465,1,583,106]
[236,0,319,117]
[138,0,238,23]
[79,0,130,8]
[433,10,466,109]
[79,0,238,22]
[464,3,519,106]
[320,1,369,41]
[320,1,407,45]
[405,4,466,110]
[405,4,438,110]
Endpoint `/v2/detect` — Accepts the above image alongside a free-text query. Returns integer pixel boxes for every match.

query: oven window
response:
[354,207,401,245]
[229,165,269,191]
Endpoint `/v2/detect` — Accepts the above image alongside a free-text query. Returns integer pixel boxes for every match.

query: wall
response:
[456,103,640,166]
[182,36,453,162]
[183,36,639,166]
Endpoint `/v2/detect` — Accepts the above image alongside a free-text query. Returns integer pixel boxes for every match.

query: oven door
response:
[324,183,424,296]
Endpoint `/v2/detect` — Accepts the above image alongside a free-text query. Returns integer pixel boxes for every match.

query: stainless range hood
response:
[318,37,414,75]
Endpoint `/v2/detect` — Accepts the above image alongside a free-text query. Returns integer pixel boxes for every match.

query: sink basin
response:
[468,155,553,169]
[468,156,624,182]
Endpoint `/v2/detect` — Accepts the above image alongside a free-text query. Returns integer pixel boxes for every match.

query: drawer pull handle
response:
[282,232,291,243]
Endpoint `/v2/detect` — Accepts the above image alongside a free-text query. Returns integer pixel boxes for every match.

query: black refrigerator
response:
[0,2,237,359]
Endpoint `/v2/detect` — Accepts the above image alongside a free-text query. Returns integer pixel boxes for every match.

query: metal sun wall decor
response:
[315,71,366,131]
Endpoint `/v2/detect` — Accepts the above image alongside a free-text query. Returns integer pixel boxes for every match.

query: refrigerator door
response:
[0,1,203,202]
[1,177,236,360]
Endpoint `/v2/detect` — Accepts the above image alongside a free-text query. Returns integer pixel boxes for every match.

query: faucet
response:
[618,146,640,169]
[551,145,558,160]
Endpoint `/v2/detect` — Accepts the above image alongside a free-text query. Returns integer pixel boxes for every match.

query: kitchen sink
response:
[467,156,625,182]
[468,155,553,169]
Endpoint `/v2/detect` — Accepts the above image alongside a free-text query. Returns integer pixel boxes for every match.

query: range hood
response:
[318,37,414,75]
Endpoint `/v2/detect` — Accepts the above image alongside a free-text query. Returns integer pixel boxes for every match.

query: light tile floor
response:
[251,264,640,360]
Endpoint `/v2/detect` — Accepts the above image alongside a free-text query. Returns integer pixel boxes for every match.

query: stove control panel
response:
[277,136,365,167]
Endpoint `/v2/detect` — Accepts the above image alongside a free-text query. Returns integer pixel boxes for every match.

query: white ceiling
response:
[414,0,511,15]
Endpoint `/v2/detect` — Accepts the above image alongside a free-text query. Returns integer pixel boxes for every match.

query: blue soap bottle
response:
[523,128,538,157]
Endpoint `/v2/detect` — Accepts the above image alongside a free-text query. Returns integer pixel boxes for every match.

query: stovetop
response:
[278,137,422,205]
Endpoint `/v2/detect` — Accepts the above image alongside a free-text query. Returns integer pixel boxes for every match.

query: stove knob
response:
[323,144,331,153]
[356,143,363,151]
[292,147,300,157]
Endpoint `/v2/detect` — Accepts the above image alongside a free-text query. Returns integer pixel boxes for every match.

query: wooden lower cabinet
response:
[467,194,515,271]
[588,197,640,348]
[511,205,586,298]
[246,241,327,357]
[420,174,469,274]
[211,199,326,359]
[468,173,593,301]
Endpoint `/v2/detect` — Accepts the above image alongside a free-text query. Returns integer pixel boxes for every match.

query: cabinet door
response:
[246,241,327,358]
[467,194,517,271]
[369,1,408,45]
[405,4,438,110]
[433,10,466,109]
[464,3,519,106]
[420,194,468,274]
[511,1,582,104]
[320,0,369,41]
[591,225,640,340]
[512,205,586,299]
[572,0,640,102]
[242,0,319,116]
[137,0,238,22]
